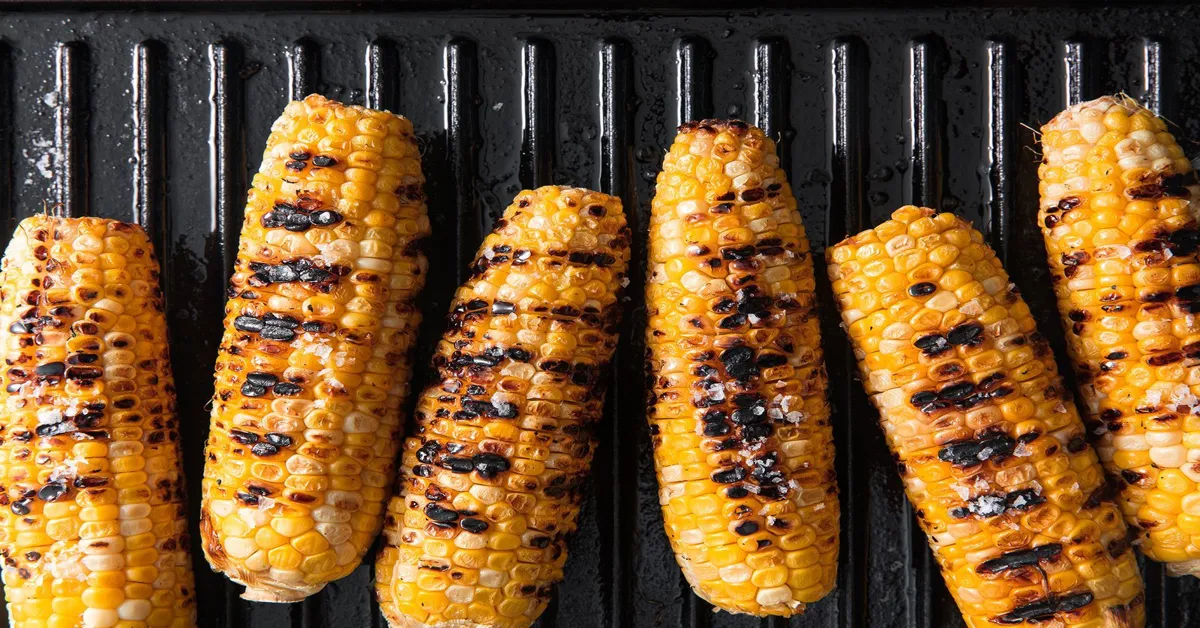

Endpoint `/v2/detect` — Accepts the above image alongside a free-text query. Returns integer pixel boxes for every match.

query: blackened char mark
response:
[975,543,1062,574]
[993,592,1094,625]
[949,487,1045,519]
[938,431,1016,467]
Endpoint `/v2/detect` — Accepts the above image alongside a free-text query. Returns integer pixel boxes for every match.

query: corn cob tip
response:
[826,205,940,262]
[676,118,755,135]
[1042,94,1145,132]
[240,584,319,603]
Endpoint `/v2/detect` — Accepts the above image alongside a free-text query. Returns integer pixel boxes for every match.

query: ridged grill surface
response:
[1,4,1199,627]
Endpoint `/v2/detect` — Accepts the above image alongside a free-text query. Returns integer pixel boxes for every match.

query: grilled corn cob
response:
[827,206,1145,627]
[644,120,838,615]
[1039,95,1200,576]
[0,216,195,628]
[374,186,630,628]
[200,94,430,601]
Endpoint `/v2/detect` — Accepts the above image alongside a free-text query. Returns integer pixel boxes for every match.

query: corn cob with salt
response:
[644,120,839,615]
[200,94,430,601]
[1039,95,1200,576]
[0,216,196,627]
[827,206,1144,627]
[374,185,630,628]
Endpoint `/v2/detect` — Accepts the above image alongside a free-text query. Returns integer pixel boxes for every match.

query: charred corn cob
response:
[0,216,195,627]
[828,206,1145,627]
[1039,95,1200,576]
[374,186,630,628]
[200,94,430,601]
[644,120,838,615]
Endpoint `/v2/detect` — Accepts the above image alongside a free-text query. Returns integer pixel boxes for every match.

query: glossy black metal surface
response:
[1,4,1199,627]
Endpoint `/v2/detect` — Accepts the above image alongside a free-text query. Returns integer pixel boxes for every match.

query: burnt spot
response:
[250,442,280,457]
[976,544,1062,574]
[734,521,758,536]
[914,334,950,356]
[1169,228,1200,256]
[712,467,747,484]
[951,488,1045,519]
[993,592,1094,625]
[425,504,459,523]
[938,431,1016,467]
[233,491,260,506]
[946,323,984,346]
[908,282,936,297]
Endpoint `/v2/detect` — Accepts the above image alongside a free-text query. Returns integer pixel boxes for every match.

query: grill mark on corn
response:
[378,186,628,626]
[992,591,1095,624]
[830,204,1145,623]
[645,121,838,614]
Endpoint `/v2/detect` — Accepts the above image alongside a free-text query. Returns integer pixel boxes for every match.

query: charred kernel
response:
[289,151,311,161]
[442,457,474,474]
[272,382,302,396]
[10,500,29,515]
[741,423,772,441]
[251,442,280,457]
[731,408,766,425]
[734,521,758,535]
[755,353,788,368]
[939,382,975,400]
[264,313,299,328]
[946,323,984,346]
[312,155,337,167]
[36,483,67,502]
[425,504,459,523]
[266,433,293,447]
[908,282,937,297]
[230,430,260,445]
[460,518,489,533]
[491,301,515,315]
[472,453,510,478]
[299,268,333,283]
[235,491,261,506]
[285,160,307,171]
[7,321,28,334]
[976,544,1063,574]
[245,372,279,387]
[240,382,267,397]
[910,390,938,405]
[282,213,310,232]
[259,325,296,341]
[703,423,729,437]
[35,362,65,377]
[1177,284,1200,301]
[702,409,728,423]
[914,334,950,354]
[266,265,299,283]
[717,313,747,329]
[712,467,747,484]
[233,315,263,333]
[726,486,749,499]
[721,245,756,260]
[309,210,343,226]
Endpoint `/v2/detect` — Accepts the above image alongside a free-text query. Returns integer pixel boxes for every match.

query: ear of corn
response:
[1039,95,1200,577]
[827,206,1145,627]
[200,94,430,602]
[374,186,630,628]
[644,120,838,616]
[0,216,196,628]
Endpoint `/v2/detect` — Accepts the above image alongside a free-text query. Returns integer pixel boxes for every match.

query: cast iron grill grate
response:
[0,4,1198,627]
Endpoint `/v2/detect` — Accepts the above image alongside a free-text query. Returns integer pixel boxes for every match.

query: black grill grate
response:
[1,4,1199,627]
